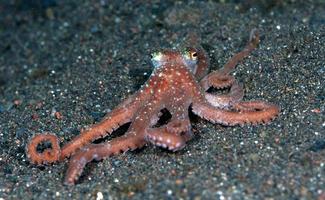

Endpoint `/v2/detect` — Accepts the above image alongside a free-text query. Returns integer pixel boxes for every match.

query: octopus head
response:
[150,48,199,74]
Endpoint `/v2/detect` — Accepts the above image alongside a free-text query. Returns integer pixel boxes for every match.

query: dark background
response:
[0,0,324,199]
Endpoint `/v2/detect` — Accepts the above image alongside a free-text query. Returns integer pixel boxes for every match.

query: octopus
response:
[26,29,279,185]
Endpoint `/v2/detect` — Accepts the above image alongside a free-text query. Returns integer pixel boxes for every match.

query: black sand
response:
[0,0,324,199]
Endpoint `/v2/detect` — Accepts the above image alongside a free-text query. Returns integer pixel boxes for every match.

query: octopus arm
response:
[204,80,244,109]
[200,29,259,90]
[167,103,192,134]
[26,94,143,165]
[166,117,191,135]
[192,100,279,126]
[59,97,140,159]
[144,127,193,151]
[200,73,236,90]
[64,134,146,185]
[218,29,260,76]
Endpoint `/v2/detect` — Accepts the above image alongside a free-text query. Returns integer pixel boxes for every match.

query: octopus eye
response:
[190,51,198,60]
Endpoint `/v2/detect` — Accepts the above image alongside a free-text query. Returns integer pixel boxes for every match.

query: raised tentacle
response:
[192,99,279,126]
[200,29,259,90]
[64,134,145,185]
[26,94,143,165]
[145,127,193,151]
[218,28,260,75]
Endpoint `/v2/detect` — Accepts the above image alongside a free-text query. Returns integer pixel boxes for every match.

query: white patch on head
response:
[151,52,164,68]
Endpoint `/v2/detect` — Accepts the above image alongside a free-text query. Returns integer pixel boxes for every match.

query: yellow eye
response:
[188,50,197,60]
[190,51,198,60]
[182,49,198,61]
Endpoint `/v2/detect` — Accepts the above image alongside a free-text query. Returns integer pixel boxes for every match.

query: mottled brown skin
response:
[26,29,279,185]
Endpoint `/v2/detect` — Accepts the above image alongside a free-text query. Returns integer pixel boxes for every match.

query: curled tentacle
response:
[26,105,133,165]
[26,133,61,164]
[205,81,244,109]
[200,74,236,91]
[26,103,136,164]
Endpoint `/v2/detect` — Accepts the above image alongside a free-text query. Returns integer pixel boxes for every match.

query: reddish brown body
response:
[26,30,279,185]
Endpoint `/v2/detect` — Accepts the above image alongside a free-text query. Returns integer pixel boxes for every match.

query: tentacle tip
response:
[64,168,83,186]
[170,144,185,152]
[63,179,76,186]
[249,28,260,46]
[27,159,41,166]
